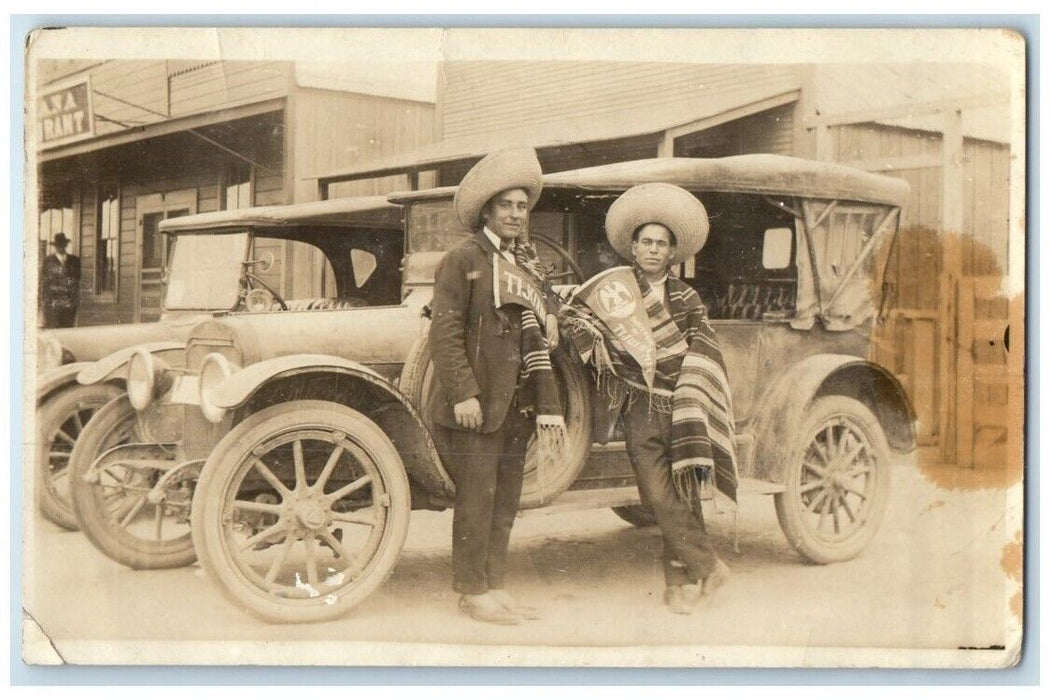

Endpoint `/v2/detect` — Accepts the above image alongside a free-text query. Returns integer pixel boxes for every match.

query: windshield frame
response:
[161,230,252,312]
[405,197,471,255]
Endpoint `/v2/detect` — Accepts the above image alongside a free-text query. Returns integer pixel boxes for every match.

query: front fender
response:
[748,353,916,483]
[76,342,187,386]
[37,362,93,402]
[210,354,385,409]
[214,355,454,503]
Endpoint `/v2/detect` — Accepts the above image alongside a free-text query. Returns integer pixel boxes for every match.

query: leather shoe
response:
[664,585,697,615]
[488,588,541,620]
[458,593,523,625]
[701,558,731,598]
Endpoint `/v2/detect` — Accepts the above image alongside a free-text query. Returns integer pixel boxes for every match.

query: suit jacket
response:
[428,231,551,434]
[40,253,81,311]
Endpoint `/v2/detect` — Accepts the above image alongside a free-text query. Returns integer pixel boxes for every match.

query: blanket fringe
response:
[672,466,708,506]
[533,423,565,504]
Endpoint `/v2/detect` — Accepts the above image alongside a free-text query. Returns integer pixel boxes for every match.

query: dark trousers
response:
[432,406,534,595]
[622,398,718,586]
[42,306,77,329]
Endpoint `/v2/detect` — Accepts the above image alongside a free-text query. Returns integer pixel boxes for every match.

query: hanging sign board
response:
[38,76,95,149]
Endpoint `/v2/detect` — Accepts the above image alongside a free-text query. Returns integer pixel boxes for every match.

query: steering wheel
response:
[531,233,585,284]
[244,272,288,311]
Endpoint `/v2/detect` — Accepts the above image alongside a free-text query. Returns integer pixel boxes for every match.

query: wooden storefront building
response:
[34,59,435,326]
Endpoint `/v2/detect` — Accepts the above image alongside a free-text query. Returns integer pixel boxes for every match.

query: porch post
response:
[939,108,967,467]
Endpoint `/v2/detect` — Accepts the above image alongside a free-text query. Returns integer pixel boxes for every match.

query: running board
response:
[522,478,784,517]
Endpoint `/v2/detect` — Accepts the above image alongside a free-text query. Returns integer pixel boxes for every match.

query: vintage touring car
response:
[35,196,403,531]
[71,155,916,623]
[34,196,402,533]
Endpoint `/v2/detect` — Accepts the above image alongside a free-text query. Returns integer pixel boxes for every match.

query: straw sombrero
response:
[454,147,543,229]
[605,183,710,266]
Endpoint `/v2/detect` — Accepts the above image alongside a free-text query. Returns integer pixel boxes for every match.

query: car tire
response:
[69,394,196,569]
[36,383,122,530]
[191,400,411,623]
[774,395,892,564]
[400,326,592,507]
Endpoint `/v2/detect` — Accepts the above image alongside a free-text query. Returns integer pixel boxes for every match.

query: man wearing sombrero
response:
[564,183,737,615]
[39,231,81,328]
[427,147,564,625]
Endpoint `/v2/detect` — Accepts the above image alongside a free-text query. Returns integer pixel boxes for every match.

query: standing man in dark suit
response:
[427,147,564,625]
[40,232,81,328]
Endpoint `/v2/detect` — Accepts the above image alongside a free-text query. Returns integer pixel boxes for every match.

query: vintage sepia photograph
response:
[20,26,1026,668]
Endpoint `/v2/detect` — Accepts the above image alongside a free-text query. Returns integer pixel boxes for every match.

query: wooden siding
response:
[37,59,291,144]
[830,123,1010,287]
[36,59,104,85]
[168,61,290,119]
[440,62,802,139]
[76,179,101,308]
[289,87,433,295]
[75,61,169,138]
[291,87,435,202]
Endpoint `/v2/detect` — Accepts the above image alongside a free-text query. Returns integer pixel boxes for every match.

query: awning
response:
[311,87,801,184]
[37,98,286,164]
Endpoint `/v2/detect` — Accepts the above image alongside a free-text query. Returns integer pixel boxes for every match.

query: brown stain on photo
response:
[1000,530,1023,622]
[920,499,945,514]
[872,229,1023,492]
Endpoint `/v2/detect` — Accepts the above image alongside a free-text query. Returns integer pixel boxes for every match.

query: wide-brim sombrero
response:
[605,183,710,266]
[454,147,543,229]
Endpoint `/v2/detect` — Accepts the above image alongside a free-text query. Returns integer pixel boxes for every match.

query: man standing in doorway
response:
[40,232,80,328]
[563,183,737,615]
[427,147,564,625]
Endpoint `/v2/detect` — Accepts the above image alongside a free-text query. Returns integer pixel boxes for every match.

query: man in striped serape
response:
[563,183,736,615]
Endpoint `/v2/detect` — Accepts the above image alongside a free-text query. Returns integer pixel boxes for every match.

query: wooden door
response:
[136,192,196,322]
[955,276,1013,470]
[872,309,941,448]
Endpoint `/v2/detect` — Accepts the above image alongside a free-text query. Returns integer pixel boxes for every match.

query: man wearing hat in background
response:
[563,183,737,615]
[427,147,564,625]
[39,232,80,329]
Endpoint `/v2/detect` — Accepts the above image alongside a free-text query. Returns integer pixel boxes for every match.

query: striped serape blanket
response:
[563,265,738,503]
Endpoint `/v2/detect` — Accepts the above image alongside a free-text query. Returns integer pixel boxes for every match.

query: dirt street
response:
[23,459,1019,666]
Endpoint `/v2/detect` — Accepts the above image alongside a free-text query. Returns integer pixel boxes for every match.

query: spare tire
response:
[400,319,593,507]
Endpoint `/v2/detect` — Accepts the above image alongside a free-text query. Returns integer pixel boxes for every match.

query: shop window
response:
[96,186,119,294]
[223,163,253,210]
[38,200,75,261]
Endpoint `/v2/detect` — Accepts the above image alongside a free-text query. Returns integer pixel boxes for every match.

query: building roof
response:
[312,86,800,183]
[388,155,911,208]
[159,196,403,233]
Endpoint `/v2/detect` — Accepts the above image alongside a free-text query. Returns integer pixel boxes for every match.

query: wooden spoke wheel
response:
[69,395,195,569]
[774,396,892,564]
[191,401,410,623]
[36,383,122,530]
